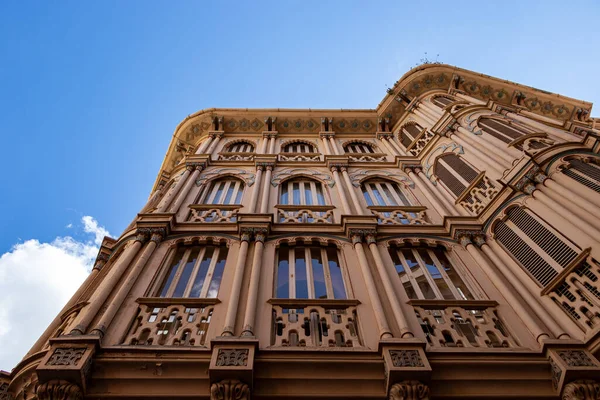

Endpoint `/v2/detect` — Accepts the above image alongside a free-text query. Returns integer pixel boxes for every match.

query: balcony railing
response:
[368,205,429,225]
[278,152,321,162]
[188,204,241,223]
[412,300,519,349]
[348,153,387,163]
[217,152,255,161]
[269,299,362,348]
[456,173,500,215]
[406,129,435,156]
[543,251,600,334]
[124,298,218,347]
[276,204,334,224]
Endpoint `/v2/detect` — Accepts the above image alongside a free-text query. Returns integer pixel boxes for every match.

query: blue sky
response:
[0,1,599,370]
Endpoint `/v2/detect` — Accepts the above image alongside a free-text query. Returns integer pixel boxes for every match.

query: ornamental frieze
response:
[46,348,86,367]
[389,350,425,367]
[215,349,249,367]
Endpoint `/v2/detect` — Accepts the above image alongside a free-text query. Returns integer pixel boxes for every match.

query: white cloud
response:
[0,216,110,372]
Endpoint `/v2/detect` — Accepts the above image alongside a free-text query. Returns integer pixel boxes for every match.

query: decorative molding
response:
[271,168,335,188]
[348,169,413,188]
[558,351,597,367]
[0,382,11,400]
[35,381,83,400]
[215,349,249,367]
[389,380,430,400]
[551,358,562,390]
[389,350,424,367]
[562,380,600,400]
[423,142,464,178]
[210,380,250,400]
[196,168,256,187]
[46,348,86,366]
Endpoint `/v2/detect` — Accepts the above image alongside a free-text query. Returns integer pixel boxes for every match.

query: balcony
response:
[278,152,321,162]
[124,298,218,347]
[368,205,429,225]
[412,300,519,349]
[406,129,435,156]
[269,299,362,348]
[276,204,334,224]
[188,204,241,223]
[456,173,500,215]
[347,153,387,163]
[543,251,600,334]
[217,152,255,161]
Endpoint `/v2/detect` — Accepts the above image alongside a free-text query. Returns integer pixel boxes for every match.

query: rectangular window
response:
[157,245,229,298]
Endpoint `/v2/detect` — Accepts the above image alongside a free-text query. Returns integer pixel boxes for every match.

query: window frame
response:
[343,141,376,154]
[226,141,255,153]
[279,178,327,206]
[197,178,245,205]
[360,178,414,207]
[282,141,317,153]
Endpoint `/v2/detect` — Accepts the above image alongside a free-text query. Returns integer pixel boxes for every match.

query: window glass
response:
[276,247,290,298]
[295,247,309,299]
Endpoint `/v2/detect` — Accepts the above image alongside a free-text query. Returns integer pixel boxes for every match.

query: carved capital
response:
[92,254,109,271]
[210,379,250,400]
[239,229,252,243]
[349,229,376,246]
[365,233,377,245]
[389,380,430,400]
[136,228,165,244]
[454,230,485,248]
[254,228,268,243]
[562,380,600,400]
[35,381,83,400]
[135,232,149,244]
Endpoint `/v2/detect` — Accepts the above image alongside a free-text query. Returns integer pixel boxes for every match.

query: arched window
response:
[399,123,423,147]
[275,243,346,299]
[197,178,245,205]
[432,96,455,108]
[563,158,600,193]
[361,179,411,207]
[157,244,229,298]
[494,207,580,287]
[478,118,529,144]
[227,141,255,153]
[344,141,375,154]
[434,154,480,197]
[279,178,326,206]
[283,141,316,153]
[388,246,473,300]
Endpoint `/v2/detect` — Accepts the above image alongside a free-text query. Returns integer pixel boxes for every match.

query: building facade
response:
[3,64,600,400]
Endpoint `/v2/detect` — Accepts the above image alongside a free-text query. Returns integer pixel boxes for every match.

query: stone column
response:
[320,133,332,155]
[331,166,352,214]
[268,135,276,154]
[248,166,264,213]
[206,132,223,155]
[167,164,204,214]
[413,109,436,125]
[69,231,147,335]
[260,133,269,153]
[156,168,191,212]
[350,230,393,339]
[404,167,449,217]
[196,136,213,154]
[90,229,164,337]
[378,134,399,156]
[241,229,267,336]
[221,229,252,336]
[259,165,273,214]
[474,234,569,339]
[457,231,551,343]
[417,104,440,121]
[366,234,413,338]
[552,170,600,208]
[456,125,516,165]
[416,168,464,216]
[542,178,600,228]
[341,167,364,215]
[328,137,341,155]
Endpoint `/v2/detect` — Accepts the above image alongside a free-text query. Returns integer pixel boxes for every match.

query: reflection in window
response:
[227,141,254,152]
[388,246,473,300]
[198,178,245,205]
[158,244,229,298]
[276,244,346,299]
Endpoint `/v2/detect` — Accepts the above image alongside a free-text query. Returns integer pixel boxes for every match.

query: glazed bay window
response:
[388,246,473,300]
[158,244,228,298]
[275,244,346,299]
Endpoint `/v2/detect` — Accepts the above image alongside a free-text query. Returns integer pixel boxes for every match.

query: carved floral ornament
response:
[562,380,600,400]
[210,380,249,400]
[348,169,414,188]
[388,380,430,400]
[196,168,256,187]
[36,381,83,400]
[270,168,335,188]
[389,350,424,367]
[215,349,249,367]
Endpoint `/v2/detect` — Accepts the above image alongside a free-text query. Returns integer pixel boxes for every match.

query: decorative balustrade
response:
[279,152,321,162]
[218,152,255,161]
[407,129,435,156]
[456,173,500,215]
[368,205,429,225]
[269,299,362,348]
[188,204,241,223]
[544,252,600,334]
[124,298,218,347]
[276,204,334,224]
[412,300,518,349]
[348,153,387,163]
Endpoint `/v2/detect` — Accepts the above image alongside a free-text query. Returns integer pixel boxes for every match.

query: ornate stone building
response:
[3,64,600,399]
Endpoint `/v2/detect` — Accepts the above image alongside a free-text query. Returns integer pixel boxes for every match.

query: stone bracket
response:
[36,336,100,394]
[380,340,432,395]
[209,338,258,389]
[545,346,600,395]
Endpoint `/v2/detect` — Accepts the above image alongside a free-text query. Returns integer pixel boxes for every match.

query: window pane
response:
[189,246,214,298]
[295,247,309,298]
[234,183,244,204]
[276,247,290,298]
[402,249,435,299]
[316,184,325,205]
[419,249,452,299]
[327,247,346,299]
[293,182,301,205]
[159,248,186,297]
[382,184,398,206]
[223,183,235,204]
[389,248,416,299]
[371,184,385,205]
[210,182,225,204]
[433,249,473,300]
[311,248,327,299]
[392,183,410,205]
[207,247,228,298]
[173,247,201,297]
[362,187,374,206]
[304,185,313,205]
[281,184,288,204]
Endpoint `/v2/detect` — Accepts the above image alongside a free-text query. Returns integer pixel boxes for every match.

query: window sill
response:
[268,298,360,308]
[408,299,498,309]
[135,297,221,307]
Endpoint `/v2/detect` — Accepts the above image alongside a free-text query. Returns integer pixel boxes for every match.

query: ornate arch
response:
[544,151,600,175]
[268,234,348,247]
[423,142,464,178]
[196,168,256,187]
[164,235,235,248]
[222,138,257,152]
[271,168,334,187]
[341,139,379,152]
[348,169,414,188]
[280,138,319,149]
